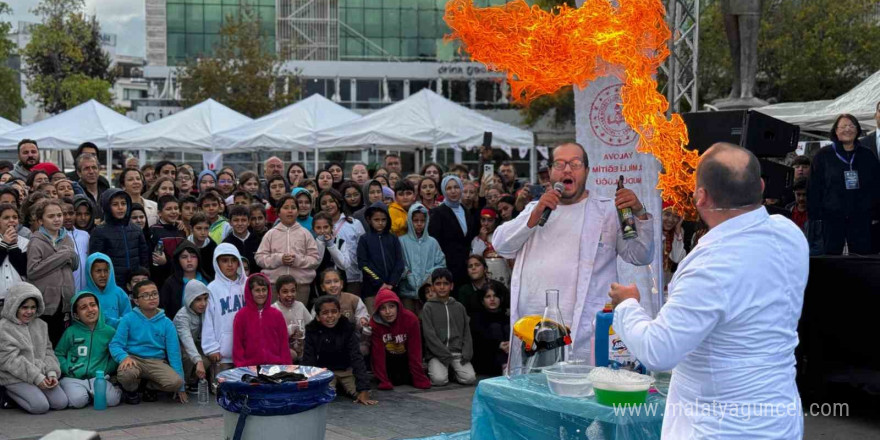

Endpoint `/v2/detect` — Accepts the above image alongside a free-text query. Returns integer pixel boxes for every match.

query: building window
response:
[167,0,276,65]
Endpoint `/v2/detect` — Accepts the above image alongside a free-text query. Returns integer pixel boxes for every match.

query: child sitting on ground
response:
[370,289,431,390]
[55,291,123,408]
[125,266,150,297]
[173,280,211,392]
[84,253,132,328]
[232,273,291,367]
[271,275,312,361]
[109,280,186,404]
[420,268,476,387]
[314,268,369,355]
[303,295,377,405]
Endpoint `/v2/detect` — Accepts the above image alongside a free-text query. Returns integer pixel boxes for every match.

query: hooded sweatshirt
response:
[84,253,133,328]
[232,273,292,367]
[353,179,383,231]
[399,203,447,299]
[388,201,409,237]
[419,295,473,365]
[174,279,209,365]
[255,215,320,284]
[0,283,62,386]
[73,195,97,233]
[88,189,151,286]
[54,291,118,380]
[109,306,184,391]
[357,202,405,298]
[291,188,314,233]
[201,243,246,363]
[160,240,207,320]
[27,227,79,316]
[369,290,430,390]
[303,315,370,392]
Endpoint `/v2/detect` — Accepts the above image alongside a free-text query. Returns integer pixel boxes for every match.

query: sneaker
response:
[123,391,141,405]
[186,383,199,394]
[142,389,158,402]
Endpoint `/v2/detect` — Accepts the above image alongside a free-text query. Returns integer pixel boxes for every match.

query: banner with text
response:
[575,76,665,317]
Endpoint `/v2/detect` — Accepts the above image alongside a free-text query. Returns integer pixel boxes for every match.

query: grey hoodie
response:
[174,279,210,364]
[0,283,62,386]
[418,295,473,365]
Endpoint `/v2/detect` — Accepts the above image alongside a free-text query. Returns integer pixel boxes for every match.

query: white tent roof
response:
[757,70,880,133]
[110,99,252,151]
[0,100,141,150]
[0,116,20,134]
[316,89,534,149]
[213,94,362,152]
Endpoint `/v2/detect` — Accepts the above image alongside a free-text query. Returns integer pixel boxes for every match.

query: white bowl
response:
[543,362,595,398]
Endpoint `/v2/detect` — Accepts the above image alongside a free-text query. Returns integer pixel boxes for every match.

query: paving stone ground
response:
[2,381,880,439]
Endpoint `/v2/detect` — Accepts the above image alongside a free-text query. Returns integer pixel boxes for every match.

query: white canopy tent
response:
[213,94,362,153]
[0,116,20,134]
[315,89,536,178]
[0,100,141,150]
[110,98,252,151]
[757,70,880,134]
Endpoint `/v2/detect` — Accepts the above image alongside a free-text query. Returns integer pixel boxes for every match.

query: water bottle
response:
[94,370,107,410]
[198,378,209,405]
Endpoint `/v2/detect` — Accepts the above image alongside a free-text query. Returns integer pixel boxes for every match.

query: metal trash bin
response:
[217,365,335,440]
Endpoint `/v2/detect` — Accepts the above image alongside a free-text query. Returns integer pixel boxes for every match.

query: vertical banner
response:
[575,76,664,317]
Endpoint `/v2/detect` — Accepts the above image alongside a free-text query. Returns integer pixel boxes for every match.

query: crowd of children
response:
[0,153,522,414]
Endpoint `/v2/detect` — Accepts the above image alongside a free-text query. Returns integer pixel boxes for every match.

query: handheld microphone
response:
[538,182,565,227]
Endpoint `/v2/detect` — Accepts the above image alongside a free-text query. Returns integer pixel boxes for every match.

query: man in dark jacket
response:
[356,202,405,309]
[88,189,151,288]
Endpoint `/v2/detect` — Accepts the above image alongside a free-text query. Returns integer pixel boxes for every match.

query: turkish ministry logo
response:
[590,84,637,146]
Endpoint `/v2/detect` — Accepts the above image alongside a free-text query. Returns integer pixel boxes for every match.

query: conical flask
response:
[531,289,570,369]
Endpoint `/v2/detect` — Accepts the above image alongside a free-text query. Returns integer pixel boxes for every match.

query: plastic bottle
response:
[617,175,638,240]
[593,303,644,373]
[198,378,209,405]
[93,370,107,410]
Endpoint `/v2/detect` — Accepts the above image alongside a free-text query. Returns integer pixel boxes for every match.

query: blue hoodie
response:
[84,253,132,328]
[399,203,447,299]
[109,306,184,390]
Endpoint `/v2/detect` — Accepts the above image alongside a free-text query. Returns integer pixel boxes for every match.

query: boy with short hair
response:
[126,267,150,297]
[199,192,231,244]
[173,279,211,392]
[84,253,132,328]
[201,244,246,371]
[189,212,217,280]
[110,280,186,404]
[159,240,207,320]
[399,203,446,313]
[304,295,376,405]
[222,205,261,273]
[388,181,416,236]
[179,195,198,235]
[420,268,475,387]
[232,191,252,207]
[357,203,405,311]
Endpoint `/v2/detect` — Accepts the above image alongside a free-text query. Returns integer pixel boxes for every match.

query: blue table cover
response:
[470,374,665,440]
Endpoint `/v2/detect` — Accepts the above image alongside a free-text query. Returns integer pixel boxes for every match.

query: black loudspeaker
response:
[681,110,800,157]
[759,159,794,201]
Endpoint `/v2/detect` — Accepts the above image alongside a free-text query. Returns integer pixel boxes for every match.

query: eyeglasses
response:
[138,292,159,300]
[552,159,585,171]
[219,179,233,184]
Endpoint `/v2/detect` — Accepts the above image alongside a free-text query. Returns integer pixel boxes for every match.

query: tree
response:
[21,0,116,114]
[0,2,24,122]
[177,6,300,118]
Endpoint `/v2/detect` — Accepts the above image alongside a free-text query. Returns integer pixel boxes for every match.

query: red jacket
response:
[369,289,431,390]
[233,273,292,367]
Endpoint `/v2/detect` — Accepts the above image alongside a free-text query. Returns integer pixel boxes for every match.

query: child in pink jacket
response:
[255,194,320,306]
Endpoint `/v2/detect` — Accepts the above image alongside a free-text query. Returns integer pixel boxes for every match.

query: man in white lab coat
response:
[611,143,808,439]
[492,142,654,365]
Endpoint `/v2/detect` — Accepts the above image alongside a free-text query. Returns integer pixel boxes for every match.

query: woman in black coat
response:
[808,114,880,255]
[428,176,479,292]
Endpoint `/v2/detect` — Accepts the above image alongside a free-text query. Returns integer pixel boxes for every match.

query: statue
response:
[715,0,768,109]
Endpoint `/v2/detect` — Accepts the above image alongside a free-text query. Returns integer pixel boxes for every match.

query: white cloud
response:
[4,0,145,57]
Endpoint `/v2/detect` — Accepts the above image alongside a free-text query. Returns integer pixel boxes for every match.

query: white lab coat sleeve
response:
[612,260,726,371]
[492,202,539,259]
[616,213,654,266]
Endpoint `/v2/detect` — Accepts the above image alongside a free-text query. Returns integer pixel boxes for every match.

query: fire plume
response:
[444,0,699,218]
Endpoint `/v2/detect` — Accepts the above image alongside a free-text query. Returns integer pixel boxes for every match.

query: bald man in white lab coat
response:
[610,143,808,439]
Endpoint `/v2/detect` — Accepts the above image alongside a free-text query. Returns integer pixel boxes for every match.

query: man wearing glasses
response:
[492,142,654,364]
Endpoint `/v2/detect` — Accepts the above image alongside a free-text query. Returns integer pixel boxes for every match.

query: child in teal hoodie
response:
[109,279,186,404]
[55,291,123,408]
[84,253,132,328]
[399,203,446,313]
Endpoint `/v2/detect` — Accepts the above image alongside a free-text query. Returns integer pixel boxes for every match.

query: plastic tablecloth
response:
[470,374,665,440]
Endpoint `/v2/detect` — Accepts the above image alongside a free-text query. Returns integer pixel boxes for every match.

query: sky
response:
[6,0,145,57]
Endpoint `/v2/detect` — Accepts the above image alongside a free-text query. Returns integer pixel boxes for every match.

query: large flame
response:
[444,0,699,218]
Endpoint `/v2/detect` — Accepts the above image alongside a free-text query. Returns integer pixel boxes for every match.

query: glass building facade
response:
[166,0,276,65]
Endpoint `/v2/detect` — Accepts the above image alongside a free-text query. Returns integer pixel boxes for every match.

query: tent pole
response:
[314,149,319,173]
[529,142,537,183]
[432,145,437,163]
[107,146,114,187]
